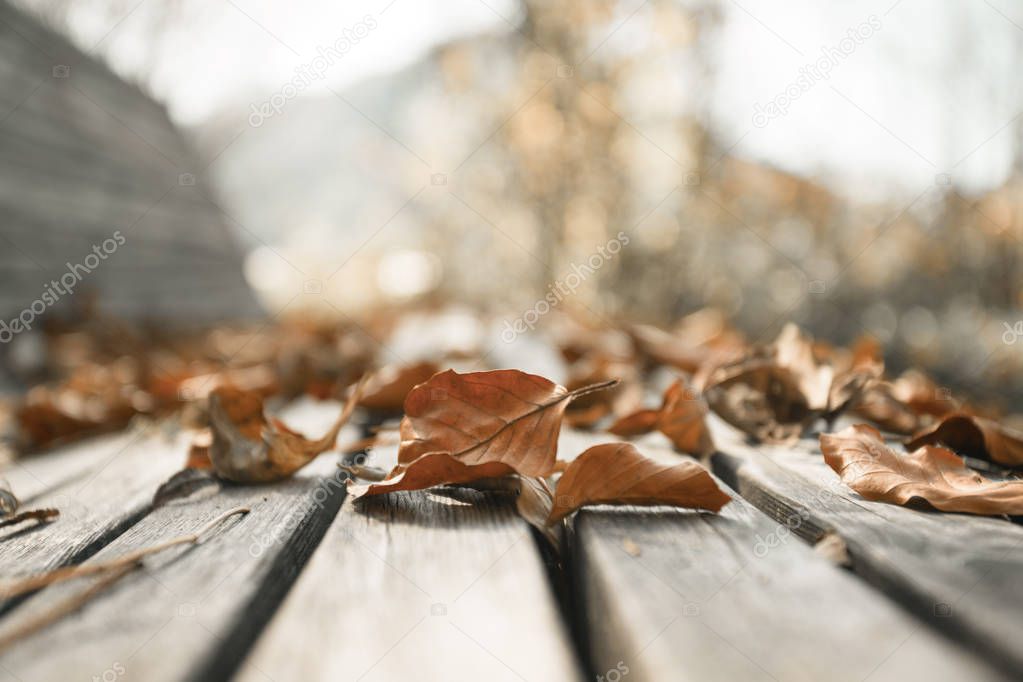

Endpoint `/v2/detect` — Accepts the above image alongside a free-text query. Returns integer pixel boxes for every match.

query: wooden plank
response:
[236,400,584,682]
[0,428,144,503]
[0,400,357,681]
[561,429,1006,681]
[708,416,1023,678]
[0,424,185,616]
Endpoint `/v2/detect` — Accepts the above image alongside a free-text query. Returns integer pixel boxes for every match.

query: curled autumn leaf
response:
[347,453,513,498]
[820,424,1023,516]
[906,414,1023,467]
[703,324,878,442]
[358,361,439,412]
[704,359,812,443]
[656,380,715,457]
[547,442,731,524]
[208,378,366,483]
[397,369,616,477]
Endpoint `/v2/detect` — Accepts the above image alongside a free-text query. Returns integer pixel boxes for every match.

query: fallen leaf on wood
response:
[563,354,643,428]
[891,369,960,417]
[152,468,221,507]
[703,359,812,443]
[657,380,715,457]
[850,382,923,435]
[348,453,514,498]
[820,424,1023,515]
[906,414,1023,467]
[608,408,660,437]
[515,476,557,546]
[186,429,213,470]
[773,323,834,411]
[359,362,439,412]
[397,369,616,476]
[547,442,731,523]
[208,378,366,483]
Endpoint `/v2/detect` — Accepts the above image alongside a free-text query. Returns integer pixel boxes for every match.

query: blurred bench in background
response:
[0,0,259,327]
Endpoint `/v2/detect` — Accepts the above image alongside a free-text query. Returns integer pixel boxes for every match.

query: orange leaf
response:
[656,380,715,456]
[398,369,615,477]
[208,378,366,483]
[347,453,514,498]
[820,424,1023,516]
[906,413,1023,467]
[359,362,439,412]
[607,408,660,437]
[186,429,214,470]
[547,442,731,523]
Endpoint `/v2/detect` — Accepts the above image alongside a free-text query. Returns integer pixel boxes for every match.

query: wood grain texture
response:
[708,416,1023,678]
[0,428,141,502]
[0,425,186,617]
[0,399,357,682]
[558,428,1005,682]
[237,400,584,682]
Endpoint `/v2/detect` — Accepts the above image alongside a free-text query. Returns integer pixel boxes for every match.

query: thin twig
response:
[0,506,249,600]
[0,563,137,654]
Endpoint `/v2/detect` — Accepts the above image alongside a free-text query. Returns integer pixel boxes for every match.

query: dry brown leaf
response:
[359,361,439,412]
[906,414,1023,467]
[891,369,960,417]
[850,382,923,435]
[186,429,213,470]
[656,380,715,456]
[607,408,660,437]
[773,323,833,410]
[347,453,514,498]
[547,442,731,523]
[516,476,557,545]
[208,378,366,483]
[703,359,813,443]
[563,354,643,428]
[820,424,1023,515]
[397,369,616,477]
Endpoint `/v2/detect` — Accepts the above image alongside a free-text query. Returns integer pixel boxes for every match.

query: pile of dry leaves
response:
[4,307,1023,533]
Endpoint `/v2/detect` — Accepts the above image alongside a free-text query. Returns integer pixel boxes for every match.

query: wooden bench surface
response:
[0,338,1020,681]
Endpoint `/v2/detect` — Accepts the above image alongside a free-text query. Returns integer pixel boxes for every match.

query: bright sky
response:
[25,0,1023,199]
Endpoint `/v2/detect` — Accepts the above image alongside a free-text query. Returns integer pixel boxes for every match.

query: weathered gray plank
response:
[0,399,357,681]
[0,424,185,614]
[560,428,1006,681]
[0,429,142,503]
[237,400,584,682]
[708,416,1023,678]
